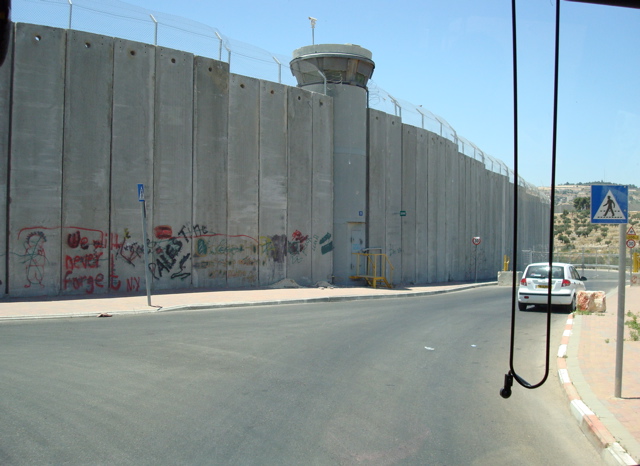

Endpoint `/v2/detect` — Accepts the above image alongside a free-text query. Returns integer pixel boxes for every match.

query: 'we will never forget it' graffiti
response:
[17,226,145,294]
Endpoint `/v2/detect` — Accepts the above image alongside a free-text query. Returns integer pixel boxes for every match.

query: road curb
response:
[0,282,495,321]
[558,315,637,466]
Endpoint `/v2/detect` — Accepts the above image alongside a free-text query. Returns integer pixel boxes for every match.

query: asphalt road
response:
[0,283,611,465]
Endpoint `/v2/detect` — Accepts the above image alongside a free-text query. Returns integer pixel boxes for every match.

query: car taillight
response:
[520,278,527,285]
[561,279,571,287]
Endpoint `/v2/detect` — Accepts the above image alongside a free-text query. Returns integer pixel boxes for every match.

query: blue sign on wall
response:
[591,185,628,224]
[138,183,145,202]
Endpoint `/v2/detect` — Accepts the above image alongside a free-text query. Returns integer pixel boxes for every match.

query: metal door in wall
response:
[349,222,366,275]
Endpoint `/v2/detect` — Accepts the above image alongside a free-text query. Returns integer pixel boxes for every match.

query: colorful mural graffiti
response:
[11,225,333,295]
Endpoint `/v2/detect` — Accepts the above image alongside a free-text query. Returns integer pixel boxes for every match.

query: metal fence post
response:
[215,31,222,61]
[150,14,158,45]
[273,56,281,83]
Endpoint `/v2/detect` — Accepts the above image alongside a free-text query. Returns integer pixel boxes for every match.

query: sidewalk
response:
[560,285,640,465]
[0,281,491,320]
[0,280,638,465]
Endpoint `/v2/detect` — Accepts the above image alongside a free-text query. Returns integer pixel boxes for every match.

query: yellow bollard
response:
[634,252,639,273]
[503,255,510,272]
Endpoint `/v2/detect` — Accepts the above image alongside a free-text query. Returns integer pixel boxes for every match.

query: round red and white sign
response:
[627,239,636,249]
[472,237,481,246]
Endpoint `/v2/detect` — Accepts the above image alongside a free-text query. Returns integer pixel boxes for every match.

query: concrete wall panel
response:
[287,86,313,285]
[502,175,511,269]
[192,57,229,288]
[415,129,429,283]
[479,169,493,279]
[473,159,484,278]
[492,172,502,275]
[367,109,401,284]
[435,136,448,282]
[332,85,368,283]
[489,172,502,274]
[496,173,505,269]
[481,169,492,277]
[426,134,439,282]
[384,115,402,284]
[258,81,287,286]
[61,31,113,296]
[367,110,387,257]
[227,74,259,287]
[401,125,417,284]
[0,23,12,295]
[151,47,194,290]
[464,156,474,281]
[311,92,333,284]
[503,175,514,271]
[454,152,472,281]
[9,24,66,297]
[110,39,155,295]
[471,160,484,278]
[459,153,468,280]
[444,140,459,281]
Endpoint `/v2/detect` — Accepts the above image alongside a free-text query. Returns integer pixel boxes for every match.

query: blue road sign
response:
[591,185,628,224]
[138,183,145,202]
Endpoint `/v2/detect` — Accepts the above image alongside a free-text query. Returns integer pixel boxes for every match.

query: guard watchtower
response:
[290,44,375,283]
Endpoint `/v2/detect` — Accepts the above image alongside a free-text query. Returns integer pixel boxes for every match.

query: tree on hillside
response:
[573,196,590,211]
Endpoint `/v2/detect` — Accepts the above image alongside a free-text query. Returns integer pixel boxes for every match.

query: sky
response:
[12,0,640,188]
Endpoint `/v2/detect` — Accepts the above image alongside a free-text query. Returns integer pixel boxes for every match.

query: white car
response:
[517,262,587,312]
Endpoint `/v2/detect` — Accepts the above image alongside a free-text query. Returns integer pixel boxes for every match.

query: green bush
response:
[558,235,571,244]
[627,311,640,341]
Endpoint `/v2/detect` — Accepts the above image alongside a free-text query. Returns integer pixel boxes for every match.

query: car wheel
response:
[518,302,527,311]
[566,295,576,313]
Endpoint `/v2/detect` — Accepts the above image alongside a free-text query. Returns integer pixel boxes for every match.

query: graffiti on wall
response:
[20,230,48,288]
[13,224,333,294]
[148,225,191,281]
[288,230,334,264]
[63,228,107,294]
[16,226,144,294]
[110,229,145,292]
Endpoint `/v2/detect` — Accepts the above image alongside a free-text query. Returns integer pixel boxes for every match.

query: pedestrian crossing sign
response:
[591,185,628,224]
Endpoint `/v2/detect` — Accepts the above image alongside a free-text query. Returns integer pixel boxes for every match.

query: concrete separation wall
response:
[366,109,548,284]
[0,24,11,296]
[0,23,548,298]
[1,24,336,298]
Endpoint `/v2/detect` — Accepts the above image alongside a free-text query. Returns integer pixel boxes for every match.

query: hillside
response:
[552,209,640,265]
[538,183,640,212]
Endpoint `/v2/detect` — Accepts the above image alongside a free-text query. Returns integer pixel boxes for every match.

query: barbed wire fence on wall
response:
[12,0,541,197]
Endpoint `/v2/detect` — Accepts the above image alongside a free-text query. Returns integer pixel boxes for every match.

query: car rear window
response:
[525,265,564,279]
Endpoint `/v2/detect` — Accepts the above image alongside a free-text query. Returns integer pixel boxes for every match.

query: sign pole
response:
[590,184,628,398]
[475,246,479,283]
[138,184,152,307]
[472,237,481,282]
[614,223,625,398]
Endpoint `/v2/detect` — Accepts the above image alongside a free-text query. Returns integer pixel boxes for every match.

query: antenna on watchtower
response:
[308,17,317,45]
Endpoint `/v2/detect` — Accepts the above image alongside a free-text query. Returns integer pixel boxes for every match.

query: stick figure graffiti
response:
[22,231,48,288]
